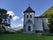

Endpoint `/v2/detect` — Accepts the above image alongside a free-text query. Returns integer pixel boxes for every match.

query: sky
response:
[0,0,53,29]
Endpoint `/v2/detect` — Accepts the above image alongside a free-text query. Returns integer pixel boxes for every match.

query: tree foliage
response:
[0,8,8,32]
[48,14,53,33]
[41,6,53,33]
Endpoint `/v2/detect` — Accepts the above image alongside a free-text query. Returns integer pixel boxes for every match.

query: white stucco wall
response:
[35,18,43,31]
[43,18,49,30]
[24,12,35,25]
[24,12,35,32]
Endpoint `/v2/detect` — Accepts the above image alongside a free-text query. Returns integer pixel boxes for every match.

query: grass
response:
[0,33,53,40]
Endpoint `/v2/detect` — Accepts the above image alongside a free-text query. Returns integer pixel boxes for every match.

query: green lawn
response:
[0,33,53,40]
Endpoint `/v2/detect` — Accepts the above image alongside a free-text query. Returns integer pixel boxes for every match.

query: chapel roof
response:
[24,6,35,13]
[34,16,48,18]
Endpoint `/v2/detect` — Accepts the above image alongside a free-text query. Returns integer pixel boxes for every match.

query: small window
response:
[30,15,32,18]
[27,15,28,18]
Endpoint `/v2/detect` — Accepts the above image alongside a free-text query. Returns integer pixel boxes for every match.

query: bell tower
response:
[23,6,35,33]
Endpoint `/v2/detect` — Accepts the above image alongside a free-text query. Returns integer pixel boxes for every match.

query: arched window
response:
[27,15,28,18]
[30,15,32,18]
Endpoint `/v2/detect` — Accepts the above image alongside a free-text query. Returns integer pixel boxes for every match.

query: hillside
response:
[41,6,53,17]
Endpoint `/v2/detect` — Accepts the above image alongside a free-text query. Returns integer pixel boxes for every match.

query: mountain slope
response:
[41,6,53,17]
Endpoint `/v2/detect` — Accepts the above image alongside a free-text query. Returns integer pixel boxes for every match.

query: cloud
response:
[11,24,23,28]
[11,24,23,31]
[17,24,23,27]
[21,18,24,22]
[7,11,19,21]
[13,16,19,21]
[16,24,23,29]
[17,24,23,29]
[7,11,14,16]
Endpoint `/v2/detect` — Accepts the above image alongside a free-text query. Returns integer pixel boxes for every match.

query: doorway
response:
[28,26,31,31]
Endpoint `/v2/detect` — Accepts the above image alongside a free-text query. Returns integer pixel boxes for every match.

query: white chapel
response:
[23,6,49,33]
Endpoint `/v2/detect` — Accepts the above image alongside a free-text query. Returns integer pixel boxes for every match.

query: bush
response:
[17,29,23,33]
[0,26,5,33]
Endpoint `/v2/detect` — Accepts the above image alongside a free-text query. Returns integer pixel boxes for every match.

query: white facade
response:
[23,6,49,33]
[35,18,43,31]
[24,12,35,33]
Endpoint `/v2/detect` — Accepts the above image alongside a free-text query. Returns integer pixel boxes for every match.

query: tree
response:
[41,6,53,33]
[48,14,53,33]
[0,8,11,33]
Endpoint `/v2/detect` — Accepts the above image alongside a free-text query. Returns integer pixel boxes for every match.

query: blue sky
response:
[0,0,53,28]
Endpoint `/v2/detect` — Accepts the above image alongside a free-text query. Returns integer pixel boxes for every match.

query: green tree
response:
[48,14,53,33]
[41,6,53,33]
[0,8,10,33]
